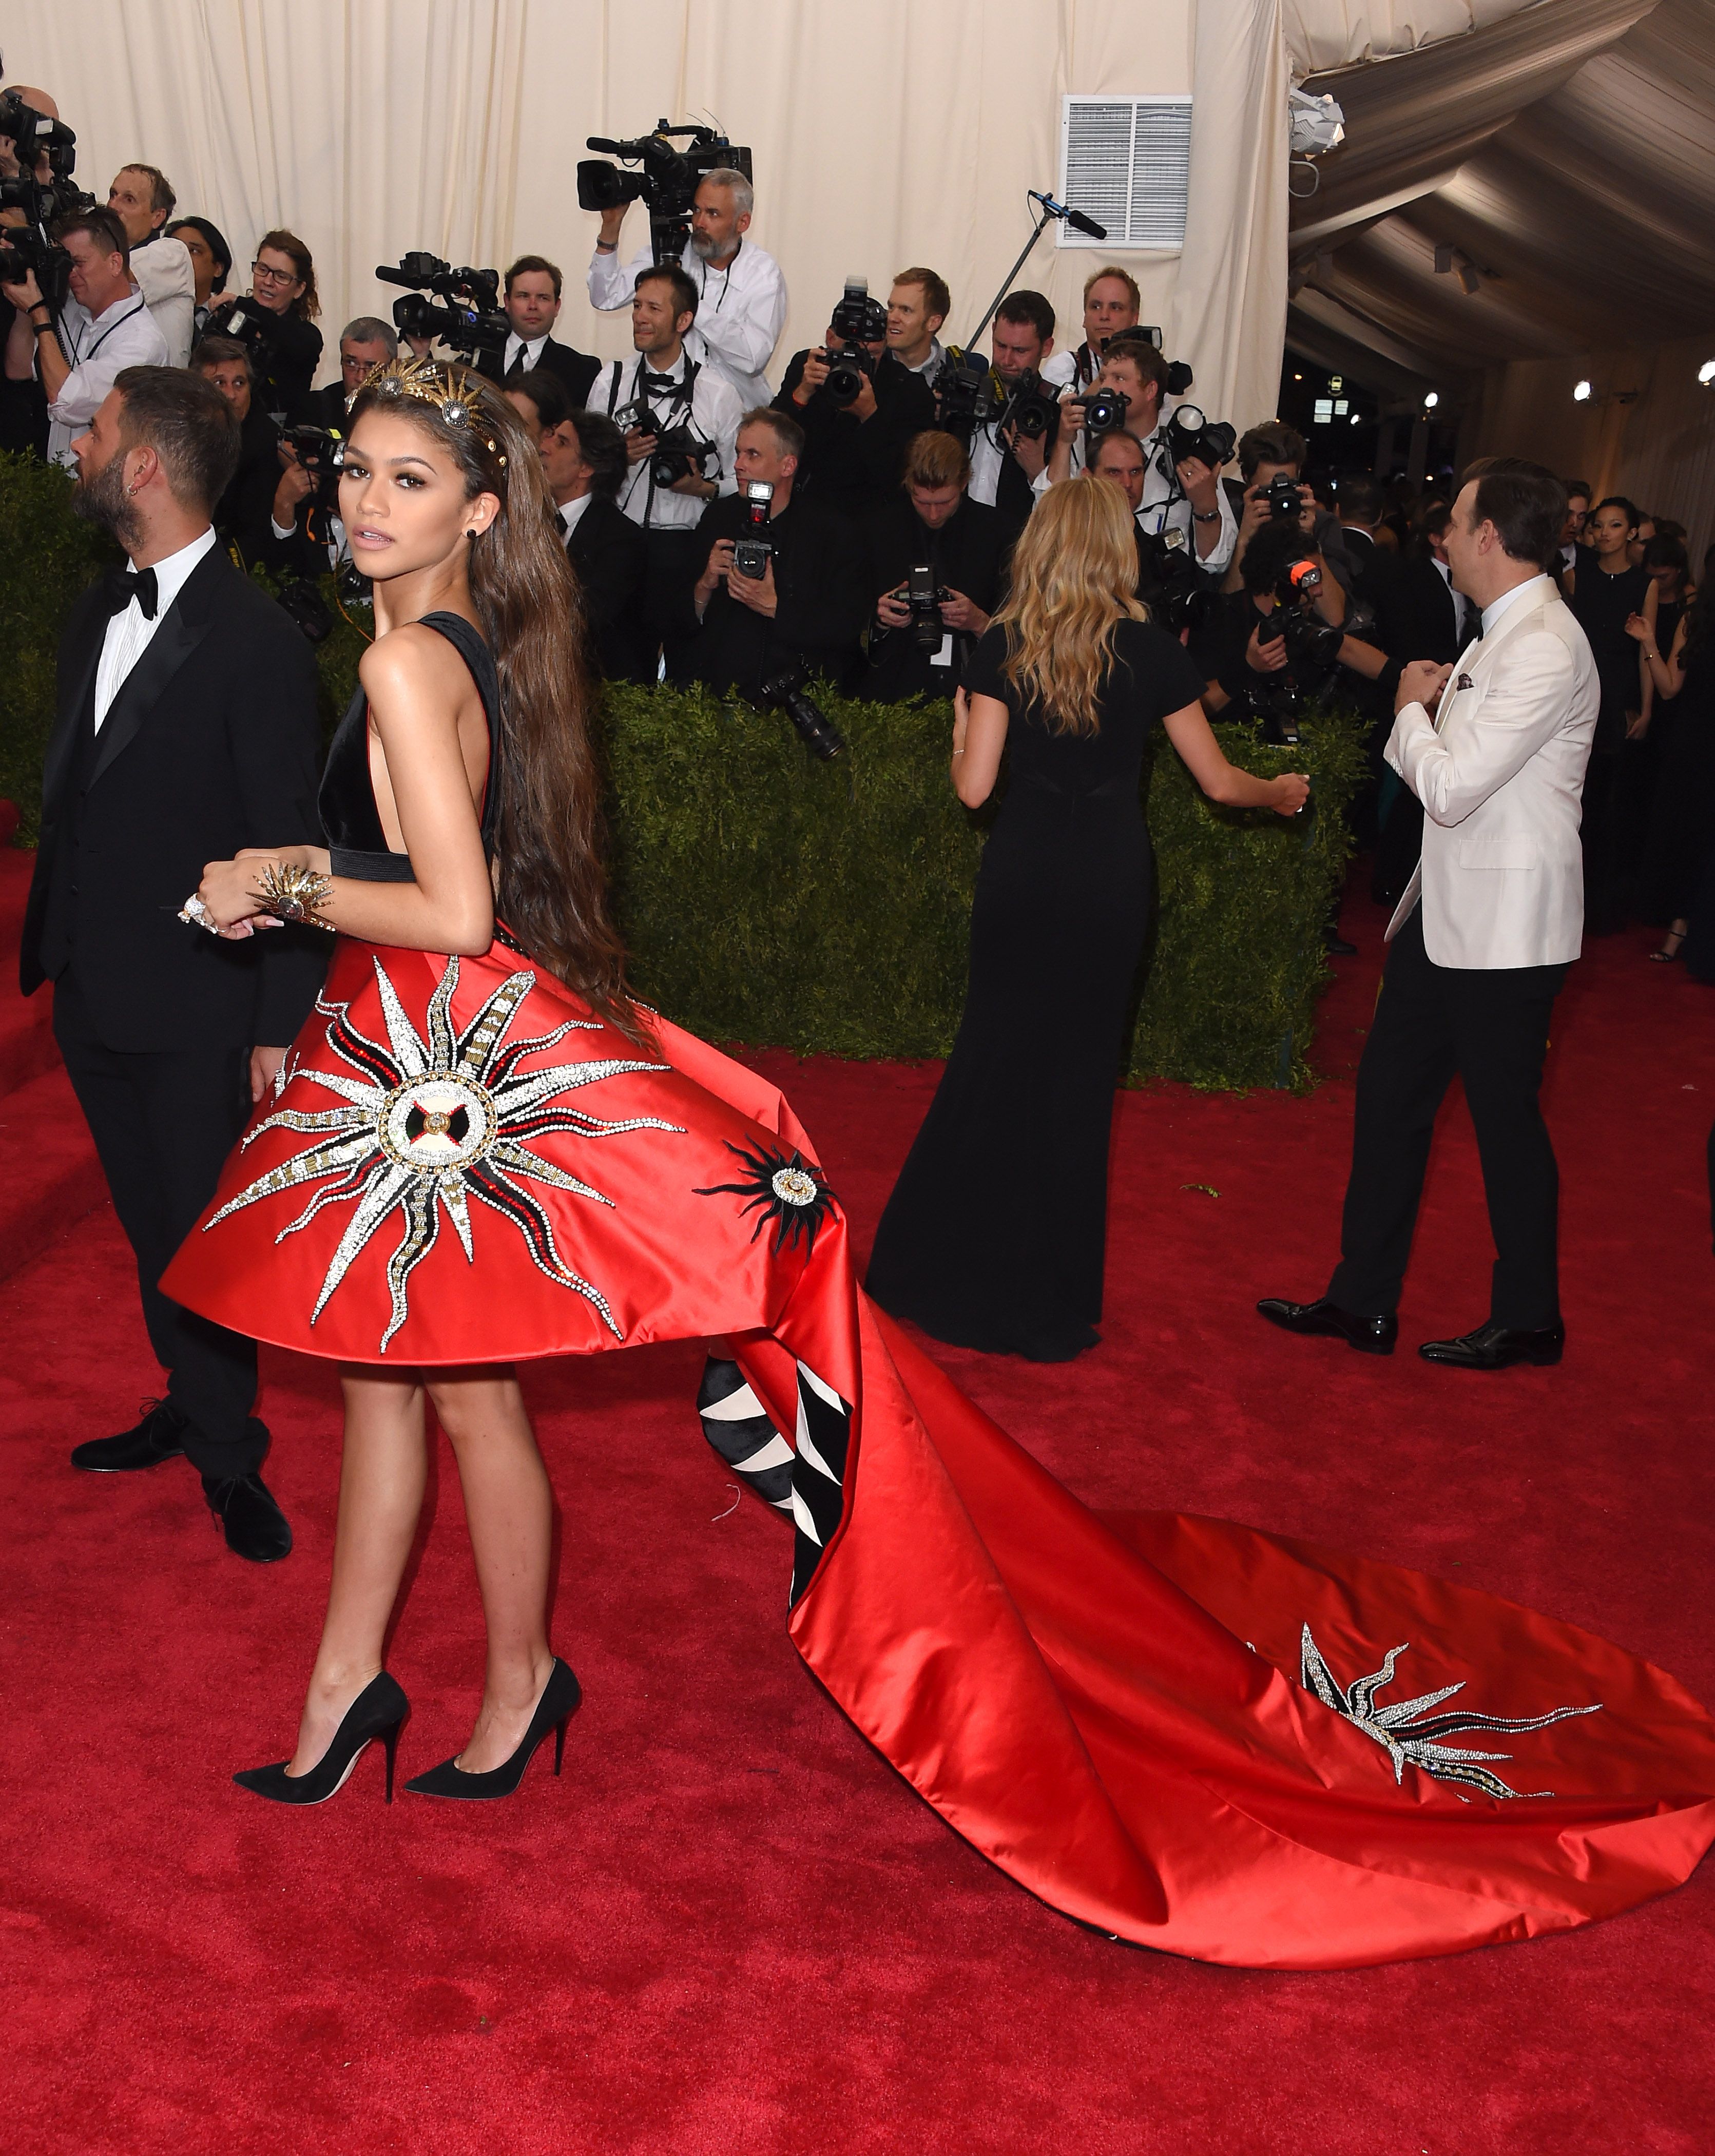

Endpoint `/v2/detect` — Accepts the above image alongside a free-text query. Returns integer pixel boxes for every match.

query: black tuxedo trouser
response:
[53,973,264,1479]
[1327,906,1568,1330]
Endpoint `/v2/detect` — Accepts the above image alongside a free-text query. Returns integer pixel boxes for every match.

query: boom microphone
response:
[1027,189,1107,241]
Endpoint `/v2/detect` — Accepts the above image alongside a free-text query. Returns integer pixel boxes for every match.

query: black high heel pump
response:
[404,1658,581,1801]
[233,1672,410,1805]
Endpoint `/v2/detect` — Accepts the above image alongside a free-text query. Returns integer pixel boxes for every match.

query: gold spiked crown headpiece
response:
[356,354,509,468]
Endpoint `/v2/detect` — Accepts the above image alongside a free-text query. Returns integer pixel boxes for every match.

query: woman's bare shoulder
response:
[358,620,473,710]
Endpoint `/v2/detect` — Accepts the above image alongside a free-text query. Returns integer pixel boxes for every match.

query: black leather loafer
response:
[71,1398,188,1473]
[203,1472,294,1563]
[1256,1297,1398,1355]
[1418,1320,1564,1371]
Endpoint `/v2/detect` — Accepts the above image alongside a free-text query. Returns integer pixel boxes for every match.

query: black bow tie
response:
[105,564,159,620]
[641,371,684,395]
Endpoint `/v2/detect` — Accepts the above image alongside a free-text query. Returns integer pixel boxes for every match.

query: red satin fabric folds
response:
[164,937,1715,1968]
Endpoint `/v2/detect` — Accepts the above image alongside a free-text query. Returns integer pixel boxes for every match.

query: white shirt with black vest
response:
[45,285,170,467]
[597,350,742,530]
[587,240,786,410]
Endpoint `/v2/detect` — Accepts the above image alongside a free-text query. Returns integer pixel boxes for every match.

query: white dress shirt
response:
[968,420,1007,508]
[558,493,594,541]
[46,286,170,467]
[1479,577,1539,640]
[128,234,198,367]
[588,238,786,409]
[93,526,219,729]
[595,350,742,529]
[504,330,550,375]
[1033,402,1238,570]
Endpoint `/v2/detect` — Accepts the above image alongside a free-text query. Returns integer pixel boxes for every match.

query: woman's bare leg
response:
[286,1367,428,1776]
[426,1366,556,1773]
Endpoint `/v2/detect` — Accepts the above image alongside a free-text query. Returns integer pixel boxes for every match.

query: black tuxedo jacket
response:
[22,548,328,1052]
[562,497,652,682]
[479,335,600,410]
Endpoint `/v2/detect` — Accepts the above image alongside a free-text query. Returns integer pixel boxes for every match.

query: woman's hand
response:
[1269,772,1312,817]
[1624,611,1652,643]
[195,845,327,935]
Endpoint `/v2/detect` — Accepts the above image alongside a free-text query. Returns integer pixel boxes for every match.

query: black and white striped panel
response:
[787,1362,851,1608]
[697,1356,795,1511]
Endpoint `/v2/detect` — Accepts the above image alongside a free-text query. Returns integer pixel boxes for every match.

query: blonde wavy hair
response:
[995,473,1147,735]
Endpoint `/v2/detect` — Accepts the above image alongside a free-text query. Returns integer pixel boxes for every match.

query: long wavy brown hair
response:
[346,362,639,1040]
[994,472,1148,735]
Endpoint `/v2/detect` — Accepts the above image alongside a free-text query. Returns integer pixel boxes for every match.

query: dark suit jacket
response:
[22,548,329,1052]
[299,380,349,435]
[479,335,601,411]
[773,350,938,517]
[676,492,869,697]
[563,496,652,682]
[862,495,1005,702]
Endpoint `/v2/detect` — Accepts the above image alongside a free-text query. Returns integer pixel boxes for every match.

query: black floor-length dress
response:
[1639,635,1715,926]
[865,618,1205,1359]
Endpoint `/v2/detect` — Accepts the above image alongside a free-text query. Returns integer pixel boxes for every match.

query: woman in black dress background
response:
[865,475,1308,1360]
[1568,496,1652,929]
[1632,553,1715,961]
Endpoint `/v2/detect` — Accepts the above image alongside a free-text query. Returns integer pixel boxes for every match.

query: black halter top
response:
[318,611,502,883]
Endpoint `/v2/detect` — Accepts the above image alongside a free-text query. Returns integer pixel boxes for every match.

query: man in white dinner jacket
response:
[1260,458,1598,1370]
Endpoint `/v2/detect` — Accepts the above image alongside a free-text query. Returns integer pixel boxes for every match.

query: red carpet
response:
[4,869,1714,2153]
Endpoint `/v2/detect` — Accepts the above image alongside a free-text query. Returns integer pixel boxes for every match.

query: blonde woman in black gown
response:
[866,475,1308,1359]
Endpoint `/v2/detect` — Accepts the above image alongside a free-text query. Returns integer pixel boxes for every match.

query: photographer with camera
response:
[1196,516,1385,738]
[475,254,599,409]
[966,291,1058,548]
[864,429,1004,704]
[4,206,168,468]
[594,263,740,670]
[212,229,321,422]
[589,165,784,408]
[164,215,232,338]
[1042,265,1143,395]
[773,277,937,516]
[681,407,868,700]
[506,374,650,683]
[191,335,282,562]
[104,164,195,365]
[299,316,397,431]
[1042,334,1237,570]
[1223,421,1356,606]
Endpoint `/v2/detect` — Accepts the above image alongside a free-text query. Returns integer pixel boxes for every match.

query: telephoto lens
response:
[760,665,846,761]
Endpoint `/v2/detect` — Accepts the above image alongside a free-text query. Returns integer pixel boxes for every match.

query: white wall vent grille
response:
[1059,97,1191,249]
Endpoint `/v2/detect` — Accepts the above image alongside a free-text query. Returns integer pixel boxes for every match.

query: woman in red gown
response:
[167,360,1715,1963]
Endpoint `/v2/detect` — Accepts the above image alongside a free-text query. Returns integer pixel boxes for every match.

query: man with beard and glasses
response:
[18,367,326,1563]
[588,167,786,409]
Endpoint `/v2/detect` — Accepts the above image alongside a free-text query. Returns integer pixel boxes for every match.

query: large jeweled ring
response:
[178,893,221,935]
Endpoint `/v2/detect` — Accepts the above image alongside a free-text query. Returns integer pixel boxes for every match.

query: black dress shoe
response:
[405,1659,582,1800]
[71,1398,187,1473]
[202,1472,293,1562]
[1257,1296,1397,1355]
[235,1673,410,1805]
[1418,1320,1565,1370]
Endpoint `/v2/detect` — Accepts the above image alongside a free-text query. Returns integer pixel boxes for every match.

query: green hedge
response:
[4,454,1364,1089]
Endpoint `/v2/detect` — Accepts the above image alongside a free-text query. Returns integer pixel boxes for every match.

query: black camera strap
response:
[69,292,148,365]
[608,351,708,527]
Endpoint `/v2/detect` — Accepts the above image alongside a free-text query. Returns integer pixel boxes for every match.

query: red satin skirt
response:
[162,936,1715,1969]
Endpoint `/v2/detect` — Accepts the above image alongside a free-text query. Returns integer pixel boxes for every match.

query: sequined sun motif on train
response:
[204,955,682,1351]
[1299,1625,1602,1799]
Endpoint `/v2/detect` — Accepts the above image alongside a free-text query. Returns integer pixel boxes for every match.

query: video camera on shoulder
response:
[375,253,508,358]
[0,89,95,305]
[578,121,752,264]
[733,481,774,579]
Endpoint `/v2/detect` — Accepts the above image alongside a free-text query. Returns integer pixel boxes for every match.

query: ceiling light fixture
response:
[1699,360,1715,387]
[1573,379,1592,402]
[1424,392,1439,409]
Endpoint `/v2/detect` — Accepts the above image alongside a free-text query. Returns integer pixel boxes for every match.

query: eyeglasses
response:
[250,261,299,286]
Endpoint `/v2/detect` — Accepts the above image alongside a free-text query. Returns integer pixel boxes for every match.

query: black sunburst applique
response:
[695,1141,839,1256]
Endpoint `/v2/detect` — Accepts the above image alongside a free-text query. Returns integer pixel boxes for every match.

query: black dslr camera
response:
[759,663,845,761]
[1161,403,1237,473]
[1082,384,1131,443]
[281,421,346,511]
[0,89,96,306]
[1261,472,1304,521]
[578,121,753,264]
[905,563,951,653]
[937,350,1001,444]
[818,279,888,407]
[375,253,508,358]
[614,395,719,490]
[733,480,774,579]
[1270,555,1344,666]
[995,367,1059,442]
[1137,528,1218,637]
[204,292,284,368]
